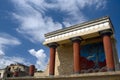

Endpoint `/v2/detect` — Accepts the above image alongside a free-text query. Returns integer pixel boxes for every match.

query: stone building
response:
[0,63,36,79]
[5,63,30,77]
[0,69,6,79]
[6,16,120,80]
[34,16,120,77]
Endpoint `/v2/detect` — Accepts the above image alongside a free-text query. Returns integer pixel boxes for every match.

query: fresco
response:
[80,42,106,70]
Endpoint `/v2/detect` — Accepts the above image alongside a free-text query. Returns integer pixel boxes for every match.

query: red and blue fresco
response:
[80,42,106,71]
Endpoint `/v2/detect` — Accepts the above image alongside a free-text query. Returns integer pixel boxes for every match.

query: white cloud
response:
[0,33,21,55]
[0,33,30,69]
[10,0,107,70]
[13,13,62,43]
[0,33,21,46]
[0,56,30,69]
[0,50,4,57]
[11,0,107,43]
[28,49,48,70]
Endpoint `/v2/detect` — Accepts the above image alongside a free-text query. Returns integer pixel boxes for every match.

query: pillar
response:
[13,71,18,77]
[71,37,82,74]
[100,30,115,71]
[29,65,35,76]
[48,43,59,75]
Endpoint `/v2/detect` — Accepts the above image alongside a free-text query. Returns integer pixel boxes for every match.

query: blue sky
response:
[0,0,120,70]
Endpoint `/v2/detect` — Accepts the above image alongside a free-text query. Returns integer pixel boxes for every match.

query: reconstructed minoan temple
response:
[5,16,120,80]
[42,16,119,76]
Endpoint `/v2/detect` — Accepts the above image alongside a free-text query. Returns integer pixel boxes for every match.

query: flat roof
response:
[45,16,114,38]
[43,16,114,45]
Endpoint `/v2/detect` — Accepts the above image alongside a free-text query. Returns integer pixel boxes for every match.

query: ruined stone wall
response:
[55,43,73,75]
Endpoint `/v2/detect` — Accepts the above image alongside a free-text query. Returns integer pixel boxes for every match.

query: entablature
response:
[43,16,114,45]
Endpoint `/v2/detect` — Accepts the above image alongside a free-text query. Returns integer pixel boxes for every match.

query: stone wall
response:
[5,71,120,80]
[55,43,73,75]
[34,43,74,76]
[0,69,6,78]
[34,37,119,77]
[34,64,49,77]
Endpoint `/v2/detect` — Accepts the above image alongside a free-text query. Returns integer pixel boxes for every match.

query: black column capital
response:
[99,29,113,37]
[47,42,59,48]
[70,36,82,42]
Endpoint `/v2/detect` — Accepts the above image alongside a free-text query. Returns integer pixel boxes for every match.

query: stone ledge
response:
[6,71,120,80]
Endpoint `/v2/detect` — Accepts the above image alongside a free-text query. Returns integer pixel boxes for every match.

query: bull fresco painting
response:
[80,42,106,71]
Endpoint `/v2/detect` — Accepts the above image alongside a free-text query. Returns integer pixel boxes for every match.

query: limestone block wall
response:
[34,37,119,77]
[54,37,119,75]
[55,44,73,75]
[35,44,74,76]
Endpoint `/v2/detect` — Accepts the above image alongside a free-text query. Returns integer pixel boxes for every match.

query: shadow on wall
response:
[57,44,74,75]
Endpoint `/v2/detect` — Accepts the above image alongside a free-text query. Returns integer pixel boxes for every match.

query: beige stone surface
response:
[6,71,120,80]
[35,36,119,77]
[34,64,49,77]
[7,63,29,74]
[34,43,74,76]
[0,69,6,79]
[55,43,74,75]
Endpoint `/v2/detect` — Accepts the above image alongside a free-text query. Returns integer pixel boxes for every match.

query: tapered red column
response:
[71,37,82,74]
[48,43,58,75]
[13,71,18,77]
[100,30,115,71]
[29,65,35,76]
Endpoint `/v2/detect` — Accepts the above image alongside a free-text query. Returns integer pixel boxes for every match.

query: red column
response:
[48,43,58,75]
[29,65,35,76]
[71,37,82,74]
[100,30,115,71]
[14,71,18,77]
